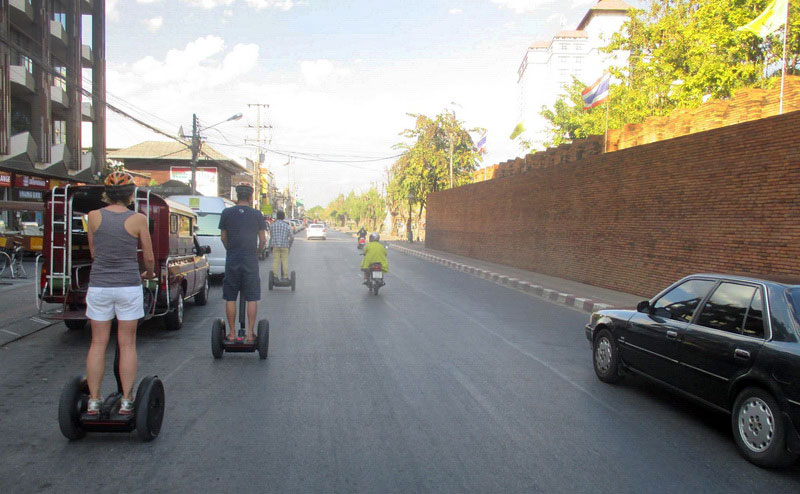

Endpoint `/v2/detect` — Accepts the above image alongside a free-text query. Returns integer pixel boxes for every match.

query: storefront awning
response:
[0,201,45,212]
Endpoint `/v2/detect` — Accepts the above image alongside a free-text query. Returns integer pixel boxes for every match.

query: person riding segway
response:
[268,210,295,291]
[212,183,269,358]
[58,171,165,441]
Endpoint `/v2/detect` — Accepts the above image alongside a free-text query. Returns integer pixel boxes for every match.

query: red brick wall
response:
[427,110,800,298]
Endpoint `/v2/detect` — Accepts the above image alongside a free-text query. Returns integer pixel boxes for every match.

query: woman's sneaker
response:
[86,398,101,416]
[119,398,134,415]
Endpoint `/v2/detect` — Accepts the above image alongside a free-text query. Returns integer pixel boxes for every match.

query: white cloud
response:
[449,8,463,14]
[299,59,350,87]
[181,0,235,8]
[245,0,302,10]
[144,16,164,32]
[106,0,120,21]
[490,0,551,13]
[137,0,162,4]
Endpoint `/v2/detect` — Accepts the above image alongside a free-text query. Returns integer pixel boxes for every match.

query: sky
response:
[103,0,646,207]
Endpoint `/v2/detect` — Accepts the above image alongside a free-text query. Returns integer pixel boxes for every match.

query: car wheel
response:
[593,328,622,383]
[732,387,798,467]
[194,277,209,306]
[164,290,184,331]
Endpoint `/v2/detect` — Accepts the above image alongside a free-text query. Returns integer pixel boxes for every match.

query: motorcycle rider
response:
[361,232,388,283]
[357,226,367,239]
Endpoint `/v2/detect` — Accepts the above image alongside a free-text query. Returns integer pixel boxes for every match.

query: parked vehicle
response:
[585,273,800,468]
[364,262,385,296]
[306,223,327,240]
[38,185,211,331]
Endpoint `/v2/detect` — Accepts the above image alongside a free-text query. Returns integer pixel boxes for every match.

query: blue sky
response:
[104,0,646,207]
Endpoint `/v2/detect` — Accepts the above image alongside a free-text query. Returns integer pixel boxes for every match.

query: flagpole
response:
[604,99,609,153]
[780,0,790,114]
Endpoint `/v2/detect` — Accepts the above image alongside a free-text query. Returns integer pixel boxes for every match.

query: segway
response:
[58,341,165,441]
[268,265,296,291]
[211,292,269,359]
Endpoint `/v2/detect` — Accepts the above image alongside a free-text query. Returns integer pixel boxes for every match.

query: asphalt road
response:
[1,230,799,493]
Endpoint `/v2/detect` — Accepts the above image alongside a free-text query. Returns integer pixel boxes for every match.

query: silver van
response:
[168,195,234,276]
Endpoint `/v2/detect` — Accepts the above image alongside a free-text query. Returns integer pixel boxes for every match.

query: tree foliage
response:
[387,111,484,215]
[542,0,800,147]
[321,187,386,231]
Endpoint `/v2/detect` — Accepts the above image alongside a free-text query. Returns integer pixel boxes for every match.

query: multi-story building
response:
[0,0,106,229]
[517,0,631,149]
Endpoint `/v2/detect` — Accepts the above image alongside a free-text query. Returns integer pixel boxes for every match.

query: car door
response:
[620,279,716,386]
[677,282,767,408]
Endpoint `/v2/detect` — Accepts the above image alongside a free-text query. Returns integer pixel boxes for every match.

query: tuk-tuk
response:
[37,185,211,330]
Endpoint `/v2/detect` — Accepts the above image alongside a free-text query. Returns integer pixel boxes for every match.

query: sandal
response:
[119,398,134,415]
[86,398,101,416]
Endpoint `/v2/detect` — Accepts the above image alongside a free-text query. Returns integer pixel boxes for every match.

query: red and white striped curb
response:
[390,244,612,314]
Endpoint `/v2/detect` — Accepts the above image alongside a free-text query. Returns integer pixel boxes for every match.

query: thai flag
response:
[476,133,487,154]
[582,73,611,109]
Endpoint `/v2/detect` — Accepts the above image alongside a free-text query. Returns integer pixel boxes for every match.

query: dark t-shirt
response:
[218,205,267,261]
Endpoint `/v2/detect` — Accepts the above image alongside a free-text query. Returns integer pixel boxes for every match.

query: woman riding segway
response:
[85,171,155,415]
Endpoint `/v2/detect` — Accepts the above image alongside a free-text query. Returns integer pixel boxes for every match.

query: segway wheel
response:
[257,319,269,360]
[268,271,274,291]
[290,271,296,292]
[135,376,165,442]
[211,318,225,359]
[58,376,88,440]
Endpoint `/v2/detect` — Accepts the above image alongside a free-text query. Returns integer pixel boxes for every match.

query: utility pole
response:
[190,113,199,195]
[246,103,271,209]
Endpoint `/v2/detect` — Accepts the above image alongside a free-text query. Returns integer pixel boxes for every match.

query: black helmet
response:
[369,232,380,242]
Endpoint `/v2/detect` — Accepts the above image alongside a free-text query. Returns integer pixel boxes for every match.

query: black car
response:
[585,274,800,468]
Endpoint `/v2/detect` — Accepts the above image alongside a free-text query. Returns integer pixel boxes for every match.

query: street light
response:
[190,112,243,195]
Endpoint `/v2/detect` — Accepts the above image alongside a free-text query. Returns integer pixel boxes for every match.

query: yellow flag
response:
[737,0,789,38]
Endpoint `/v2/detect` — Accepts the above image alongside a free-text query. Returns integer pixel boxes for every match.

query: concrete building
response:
[517,0,631,148]
[0,0,106,228]
[108,141,251,200]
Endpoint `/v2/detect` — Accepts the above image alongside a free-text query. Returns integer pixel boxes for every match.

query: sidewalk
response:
[387,241,642,313]
[0,260,56,346]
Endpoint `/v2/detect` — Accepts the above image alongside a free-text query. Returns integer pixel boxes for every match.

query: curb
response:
[389,244,612,314]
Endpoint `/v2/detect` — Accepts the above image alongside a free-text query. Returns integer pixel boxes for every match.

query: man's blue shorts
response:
[223,257,261,301]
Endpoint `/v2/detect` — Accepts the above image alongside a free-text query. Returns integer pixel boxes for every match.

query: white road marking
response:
[1,329,20,336]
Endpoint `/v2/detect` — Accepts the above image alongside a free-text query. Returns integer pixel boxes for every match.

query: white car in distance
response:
[306,223,327,240]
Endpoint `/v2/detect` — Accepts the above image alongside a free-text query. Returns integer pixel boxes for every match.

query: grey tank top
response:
[89,209,142,288]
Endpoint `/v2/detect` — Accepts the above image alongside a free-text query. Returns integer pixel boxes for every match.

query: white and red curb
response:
[389,244,612,314]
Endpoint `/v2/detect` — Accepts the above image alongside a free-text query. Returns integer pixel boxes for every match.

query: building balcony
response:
[10,0,34,28]
[81,101,94,122]
[82,45,93,68]
[0,132,37,166]
[50,19,68,52]
[10,65,35,96]
[50,85,68,111]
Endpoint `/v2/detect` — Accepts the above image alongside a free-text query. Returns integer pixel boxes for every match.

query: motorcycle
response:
[357,236,366,250]
[364,262,385,296]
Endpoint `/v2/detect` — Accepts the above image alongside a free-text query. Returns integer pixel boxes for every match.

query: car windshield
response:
[785,287,800,332]
[196,213,221,236]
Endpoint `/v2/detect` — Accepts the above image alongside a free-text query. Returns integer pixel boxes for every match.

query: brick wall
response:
[428,110,800,298]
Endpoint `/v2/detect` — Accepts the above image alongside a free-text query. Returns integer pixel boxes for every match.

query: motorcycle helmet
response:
[369,232,380,242]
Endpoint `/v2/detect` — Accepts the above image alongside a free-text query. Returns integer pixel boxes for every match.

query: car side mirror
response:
[636,300,651,313]
[202,245,211,254]
[194,225,200,232]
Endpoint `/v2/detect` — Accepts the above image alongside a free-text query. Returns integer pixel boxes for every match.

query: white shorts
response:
[86,286,144,321]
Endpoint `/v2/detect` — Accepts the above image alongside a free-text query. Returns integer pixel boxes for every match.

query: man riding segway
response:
[219,183,267,343]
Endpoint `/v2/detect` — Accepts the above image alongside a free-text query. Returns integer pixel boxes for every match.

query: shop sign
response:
[15,189,45,201]
[14,174,49,190]
[170,167,217,197]
[0,171,11,188]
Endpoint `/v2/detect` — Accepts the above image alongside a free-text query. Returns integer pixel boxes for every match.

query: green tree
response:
[542,0,800,147]
[387,111,484,235]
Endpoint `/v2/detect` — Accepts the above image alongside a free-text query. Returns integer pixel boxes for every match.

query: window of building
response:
[575,57,584,65]
[52,120,66,145]
[560,43,569,51]
[575,44,584,52]
[10,100,32,135]
[695,283,757,334]
[559,56,567,64]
